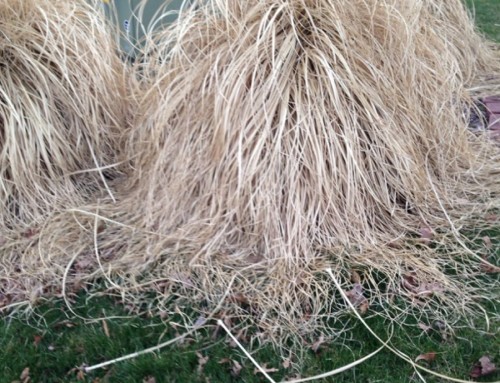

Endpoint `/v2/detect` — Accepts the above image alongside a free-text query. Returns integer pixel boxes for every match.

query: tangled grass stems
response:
[0,0,499,364]
[107,0,500,345]
[0,0,126,228]
[0,0,127,307]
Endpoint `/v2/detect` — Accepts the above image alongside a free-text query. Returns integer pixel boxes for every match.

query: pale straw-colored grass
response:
[0,0,126,227]
[120,0,500,345]
[0,0,126,304]
[1,0,499,367]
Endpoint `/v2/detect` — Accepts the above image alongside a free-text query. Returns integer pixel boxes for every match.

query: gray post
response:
[101,0,189,59]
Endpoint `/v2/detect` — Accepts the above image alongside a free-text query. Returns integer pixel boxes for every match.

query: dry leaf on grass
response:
[0,292,10,308]
[402,275,444,298]
[311,334,325,353]
[194,316,207,328]
[480,261,500,274]
[20,368,30,383]
[33,335,42,348]
[482,236,492,249]
[196,352,209,374]
[418,323,432,333]
[282,358,291,369]
[419,226,434,245]
[231,360,243,377]
[358,300,369,314]
[228,293,250,306]
[76,370,86,381]
[486,214,498,222]
[415,352,437,363]
[351,270,362,284]
[344,283,369,314]
[470,356,497,378]
[74,259,93,272]
[430,320,449,341]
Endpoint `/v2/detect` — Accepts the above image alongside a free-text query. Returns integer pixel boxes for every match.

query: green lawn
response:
[467,0,500,41]
[1,295,498,383]
[1,2,499,383]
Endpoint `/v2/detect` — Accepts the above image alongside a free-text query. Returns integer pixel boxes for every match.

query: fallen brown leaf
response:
[196,352,209,374]
[23,228,38,239]
[228,293,249,306]
[66,367,79,376]
[0,292,10,308]
[231,360,243,377]
[470,356,497,379]
[480,261,500,274]
[418,323,432,333]
[402,273,418,288]
[74,259,93,272]
[402,276,444,298]
[351,270,362,284]
[486,214,498,222]
[344,283,369,313]
[358,299,369,314]
[20,367,30,383]
[211,322,222,340]
[235,328,249,343]
[33,335,42,348]
[76,370,85,381]
[194,316,207,328]
[415,352,437,364]
[282,358,291,369]
[345,283,364,304]
[419,226,433,245]
[311,335,325,353]
[387,239,403,249]
[482,236,492,249]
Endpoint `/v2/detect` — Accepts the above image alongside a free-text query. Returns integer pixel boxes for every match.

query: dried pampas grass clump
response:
[418,0,499,80]
[0,0,125,228]
[2,0,500,361]
[93,0,500,346]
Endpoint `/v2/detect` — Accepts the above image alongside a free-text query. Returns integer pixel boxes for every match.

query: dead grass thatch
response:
[0,0,128,313]
[1,0,499,362]
[0,0,125,228]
